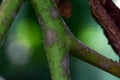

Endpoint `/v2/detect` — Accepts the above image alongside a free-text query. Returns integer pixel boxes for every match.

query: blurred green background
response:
[0,0,120,80]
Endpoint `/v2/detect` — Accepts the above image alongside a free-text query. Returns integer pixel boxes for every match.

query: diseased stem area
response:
[0,0,24,45]
[30,0,72,80]
[30,0,120,79]
[0,0,120,80]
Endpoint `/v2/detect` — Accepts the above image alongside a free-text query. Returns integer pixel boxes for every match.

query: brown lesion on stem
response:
[61,53,69,77]
[51,7,59,19]
[45,30,59,46]
[11,11,17,19]
[2,0,8,4]
[89,0,120,58]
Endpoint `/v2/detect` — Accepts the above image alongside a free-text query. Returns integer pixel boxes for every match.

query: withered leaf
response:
[55,0,72,18]
[89,0,120,57]
[103,0,120,30]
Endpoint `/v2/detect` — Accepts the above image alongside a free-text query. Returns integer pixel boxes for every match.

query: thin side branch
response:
[0,0,24,45]
[30,0,120,79]
[70,38,120,78]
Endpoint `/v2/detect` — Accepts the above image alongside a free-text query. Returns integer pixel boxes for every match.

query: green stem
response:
[71,38,120,78]
[30,0,72,80]
[0,0,120,79]
[30,0,120,79]
[0,0,24,45]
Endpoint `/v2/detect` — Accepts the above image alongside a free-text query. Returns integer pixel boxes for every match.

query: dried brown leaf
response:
[55,0,72,18]
[89,0,120,57]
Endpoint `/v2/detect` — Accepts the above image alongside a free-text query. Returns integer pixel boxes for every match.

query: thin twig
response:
[0,0,24,46]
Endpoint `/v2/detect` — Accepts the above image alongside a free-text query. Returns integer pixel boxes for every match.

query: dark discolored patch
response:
[45,30,58,46]
[11,12,16,19]
[99,61,111,69]
[2,0,8,4]
[52,0,56,3]
[61,53,70,77]
[100,0,106,5]
[51,7,59,19]
[2,18,9,25]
